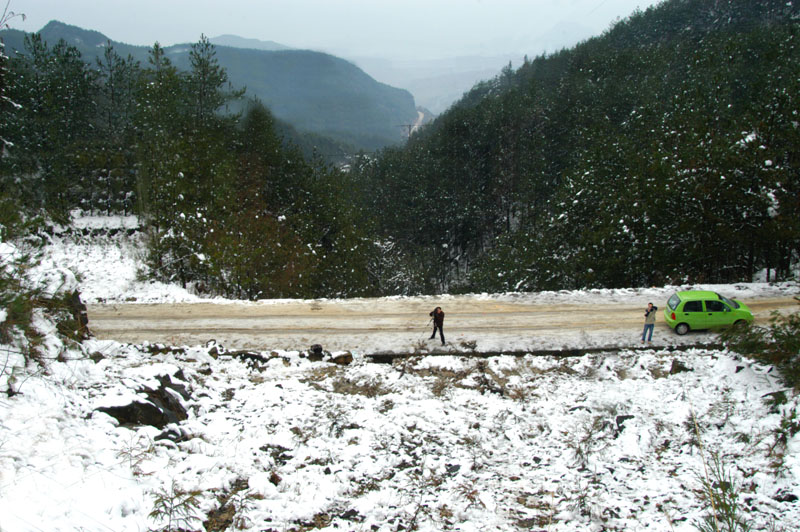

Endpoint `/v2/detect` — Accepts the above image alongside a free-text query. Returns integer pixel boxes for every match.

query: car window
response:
[717,293,740,309]
[667,294,681,310]
[705,300,727,312]
[683,300,702,312]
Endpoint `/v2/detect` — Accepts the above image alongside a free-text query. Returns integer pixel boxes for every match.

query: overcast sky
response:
[9,0,664,60]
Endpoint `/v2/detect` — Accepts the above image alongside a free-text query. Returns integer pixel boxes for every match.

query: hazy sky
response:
[9,0,664,60]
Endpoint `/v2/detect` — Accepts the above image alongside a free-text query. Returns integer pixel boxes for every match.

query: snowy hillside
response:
[1,216,799,531]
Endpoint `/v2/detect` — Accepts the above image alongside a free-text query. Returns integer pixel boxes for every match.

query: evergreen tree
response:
[205,102,313,299]
[134,42,194,283]
[186,35,243,130]
[5,34,97,218]
[0,4,24,235]
[90,41,140,213]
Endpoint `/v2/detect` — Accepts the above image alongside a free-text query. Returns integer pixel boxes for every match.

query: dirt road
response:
[87,295,798,353]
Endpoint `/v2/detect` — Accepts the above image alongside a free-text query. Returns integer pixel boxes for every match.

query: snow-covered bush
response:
[721,307,800,389]
[1,237,84,395]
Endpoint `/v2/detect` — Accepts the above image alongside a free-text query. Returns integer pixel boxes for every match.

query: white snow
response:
[1,214,799,531]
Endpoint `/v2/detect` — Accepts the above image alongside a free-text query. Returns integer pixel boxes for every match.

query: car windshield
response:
[716,293,740,309]
[667,293,681,310]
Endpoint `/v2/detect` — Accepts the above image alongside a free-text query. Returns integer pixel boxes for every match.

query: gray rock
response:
[95,373,189,429]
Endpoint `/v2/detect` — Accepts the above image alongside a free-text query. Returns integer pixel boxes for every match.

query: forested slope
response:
[351,0,800,293]
[0,34,375,299]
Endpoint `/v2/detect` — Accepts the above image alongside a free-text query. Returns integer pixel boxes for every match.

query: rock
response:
[669,359,692,374]
[774,489,798,503]
[615,415,635,435]
[762,390,787,403]
[207,340,222,358]
[97,400,169,428]
[308,344,325,361]
[95,372,189,429]
[331,352,354,365]
[228,350,277,371]
[260,443,293,465]
[155,424,188,443]
[142,344,186,356]
[204,502,236,532]
[161,372,189,397]
[148,374,190,425]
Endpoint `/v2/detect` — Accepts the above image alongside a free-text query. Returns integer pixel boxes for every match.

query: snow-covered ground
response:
[1,215,799,531]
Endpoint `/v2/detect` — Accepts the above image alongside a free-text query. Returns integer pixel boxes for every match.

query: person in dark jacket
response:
[429,306,445,345]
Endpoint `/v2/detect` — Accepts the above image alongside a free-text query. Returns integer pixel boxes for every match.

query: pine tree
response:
[90,41,140,213]
[5,34,97,218]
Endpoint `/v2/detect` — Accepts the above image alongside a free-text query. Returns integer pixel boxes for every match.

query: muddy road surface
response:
[86,295,798,353]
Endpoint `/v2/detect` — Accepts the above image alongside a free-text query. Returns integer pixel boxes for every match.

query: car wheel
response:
[675,323,690,335]
[733,320,748,329]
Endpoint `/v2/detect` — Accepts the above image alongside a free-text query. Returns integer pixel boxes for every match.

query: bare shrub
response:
[148,480,202,532]
[566,415,612,468]
[516,489,557,528]
[458,339,478,351]
[694,452,752,532]
[116,434,155,477]
[330,375,391,397]
[454,478,485,509]
[431,374,455,397]
[459,434,490,471]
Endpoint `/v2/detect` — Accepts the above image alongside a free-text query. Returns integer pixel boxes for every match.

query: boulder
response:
[331,352,354,365]
[95,373,189,429]
[669,359,692,375]
[155,424,188,443]
[774,489,798,503]
[308,344,325,361]
[615,415,635,436]
[96,400,169,428]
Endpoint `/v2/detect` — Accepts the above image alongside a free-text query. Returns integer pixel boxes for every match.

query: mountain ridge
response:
[1,20,417,152]
[209,34,292,52]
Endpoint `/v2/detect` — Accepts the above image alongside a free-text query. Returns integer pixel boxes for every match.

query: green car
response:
[663,290,753,335]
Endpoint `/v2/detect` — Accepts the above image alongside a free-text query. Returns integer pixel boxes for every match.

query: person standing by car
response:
[642,302,657,343]
[429,306,445,345]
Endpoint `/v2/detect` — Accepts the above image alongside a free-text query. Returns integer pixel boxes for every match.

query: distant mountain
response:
[353,55,525,115]
[1,21,417,152]
[38,19,109,48]
[209,34,291,52]
[350,20,596,114]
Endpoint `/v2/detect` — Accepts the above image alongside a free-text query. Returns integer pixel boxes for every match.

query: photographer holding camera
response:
[642,302,657,344]
[429,306,445,345]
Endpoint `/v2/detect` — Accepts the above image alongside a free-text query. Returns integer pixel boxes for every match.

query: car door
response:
[703,299,731,328]
[680,299,704,328]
